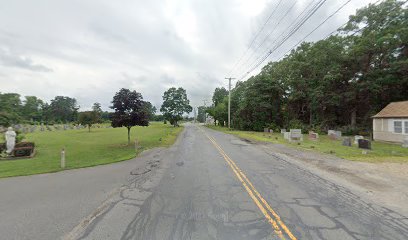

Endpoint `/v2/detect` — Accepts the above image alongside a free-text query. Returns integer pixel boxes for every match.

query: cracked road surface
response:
[72,124,408,240]
[1,123,408,239]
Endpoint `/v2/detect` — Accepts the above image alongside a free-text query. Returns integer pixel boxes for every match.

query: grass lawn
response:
[0,122,183,178]
[206,125,408,163]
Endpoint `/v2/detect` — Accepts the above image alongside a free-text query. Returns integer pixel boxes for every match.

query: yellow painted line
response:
[199,127,297,240]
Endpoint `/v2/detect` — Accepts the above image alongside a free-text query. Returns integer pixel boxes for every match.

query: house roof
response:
[372,101,408,118]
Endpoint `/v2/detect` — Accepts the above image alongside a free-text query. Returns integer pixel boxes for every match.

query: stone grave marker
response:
[264,128,270,133]
[358,139,371,150]
[284,132,290,140]
[280,129,286,134]
[328,130,341,140]
[402,137,408,148]
[354,135,364,145]
[289,129,303,142]
[308,131,319,141]
[335,131,342,139]
[342,137,352,147]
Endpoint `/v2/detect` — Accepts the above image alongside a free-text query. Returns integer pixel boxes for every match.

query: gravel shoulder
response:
[250,140,408,216]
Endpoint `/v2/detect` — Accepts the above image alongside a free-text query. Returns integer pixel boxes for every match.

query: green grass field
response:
[206,125,408,163]
[0,122,183,178]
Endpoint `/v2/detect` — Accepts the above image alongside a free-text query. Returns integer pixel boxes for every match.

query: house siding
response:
[373,118,408,143]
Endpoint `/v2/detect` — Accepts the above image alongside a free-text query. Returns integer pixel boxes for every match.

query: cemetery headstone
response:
[402,137,408,148]
[342,137,352,147]
[264,128,269,133]
[308,131,319,141]
[289,129,303,142]
[284,132,290,140]
[358,139,371,150]
[354,135,364,145]
[335,131,342,139]
[328,130,341,140]
[280,129,286,134]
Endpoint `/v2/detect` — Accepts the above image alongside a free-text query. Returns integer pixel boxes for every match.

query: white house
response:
[372,101,408,143]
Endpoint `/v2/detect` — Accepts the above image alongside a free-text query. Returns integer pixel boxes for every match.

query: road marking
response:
[199,127,297,240]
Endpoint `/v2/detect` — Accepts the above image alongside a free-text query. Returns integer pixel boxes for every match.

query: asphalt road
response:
[1,123,408,239]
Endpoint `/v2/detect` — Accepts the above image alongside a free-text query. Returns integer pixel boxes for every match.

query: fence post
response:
[61,148,65,169]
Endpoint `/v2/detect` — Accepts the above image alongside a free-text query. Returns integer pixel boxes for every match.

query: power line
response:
[232,0,300,76]
[281,0,354,58]
[237,0,329,80]
[237,0,328,78]
[227,0,283,76]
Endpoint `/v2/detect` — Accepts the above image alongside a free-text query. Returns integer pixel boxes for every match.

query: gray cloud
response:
[0,0,378,111]
[0,48,52,72]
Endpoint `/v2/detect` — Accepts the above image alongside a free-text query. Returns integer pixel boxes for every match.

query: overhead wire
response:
[237,0,329,80]
[227,0,284,76]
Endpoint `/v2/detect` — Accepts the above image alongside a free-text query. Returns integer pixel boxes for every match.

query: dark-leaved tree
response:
[160,87,192,126]
[111,88,149,144]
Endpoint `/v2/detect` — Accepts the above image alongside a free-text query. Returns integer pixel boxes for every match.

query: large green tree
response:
[160,87,192,126]
[22,96,44,122]
[48,96,79,123]
[213,0,408,132]
[111,88,150,145]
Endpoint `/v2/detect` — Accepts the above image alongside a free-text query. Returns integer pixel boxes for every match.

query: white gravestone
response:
[403,137,408,148]
[289,129,303,142]
[5,127,16,154]
[354,135,364,145]
[284,132,290,140]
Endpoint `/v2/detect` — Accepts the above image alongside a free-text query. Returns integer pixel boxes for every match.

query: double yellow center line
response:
[200,128,296,240]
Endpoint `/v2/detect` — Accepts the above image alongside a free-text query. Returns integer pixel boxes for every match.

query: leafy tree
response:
[160,87,192,126]
[91,102,103,123]
[197,106,207,123]
[0,93,22,124]
[212,87,229,106]
[110,88,149,144]
[92,102,102,114]
[48,96,79,123]
[144,102,157,120]
[78,111,99,132]
[22,96,44,122]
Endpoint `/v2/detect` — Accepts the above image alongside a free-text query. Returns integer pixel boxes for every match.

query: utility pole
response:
[193,107,197,123]
[225,77,235,129]
[203,100,209,124]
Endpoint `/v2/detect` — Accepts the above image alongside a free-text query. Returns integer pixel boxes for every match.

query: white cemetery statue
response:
[5,127,16,154]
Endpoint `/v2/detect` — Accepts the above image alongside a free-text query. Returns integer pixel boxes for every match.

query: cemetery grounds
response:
[206,125,408,163]
[0,122,182,178]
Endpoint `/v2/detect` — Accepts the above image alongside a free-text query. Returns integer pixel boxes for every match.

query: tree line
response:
[205,0,408,134]
[0,93,112,126]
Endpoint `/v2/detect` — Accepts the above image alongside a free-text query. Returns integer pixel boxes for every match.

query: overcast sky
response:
[0,0,378,111]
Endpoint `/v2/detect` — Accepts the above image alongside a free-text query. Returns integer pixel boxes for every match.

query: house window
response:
[394,121,402,133]
[405,121,408,134]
